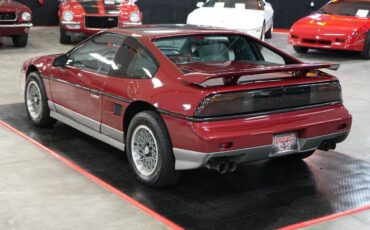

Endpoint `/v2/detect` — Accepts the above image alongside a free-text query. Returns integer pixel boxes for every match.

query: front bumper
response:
[0,23,32,36]
[60,20,141,35]
[164,103,352,170]
[289,32,365,52]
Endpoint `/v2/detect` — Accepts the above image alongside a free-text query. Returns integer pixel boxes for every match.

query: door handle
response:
[90,89,100,99]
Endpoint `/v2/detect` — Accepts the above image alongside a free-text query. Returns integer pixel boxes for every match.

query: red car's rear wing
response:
[178,63,340,85]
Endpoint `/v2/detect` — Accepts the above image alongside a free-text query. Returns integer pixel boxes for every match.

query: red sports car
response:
[21,25,352,187]
[0,0,32,47]
[289,0,370,59]
[58,0,142,44]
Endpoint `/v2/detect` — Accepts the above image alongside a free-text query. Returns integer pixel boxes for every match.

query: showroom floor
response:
[0,28,369,229]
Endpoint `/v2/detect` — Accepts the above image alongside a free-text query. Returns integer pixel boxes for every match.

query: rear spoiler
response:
[178,63,340,85]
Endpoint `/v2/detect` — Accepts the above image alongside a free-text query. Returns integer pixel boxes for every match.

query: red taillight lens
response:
[194,82,342,118]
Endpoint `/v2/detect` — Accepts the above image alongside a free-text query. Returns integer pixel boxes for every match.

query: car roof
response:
[107,24,242,39]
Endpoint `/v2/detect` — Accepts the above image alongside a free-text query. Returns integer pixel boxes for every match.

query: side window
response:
[110,36,158,78]
[67,33,125,75]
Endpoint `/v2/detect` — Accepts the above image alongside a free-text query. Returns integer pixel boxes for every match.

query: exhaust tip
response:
[229,162,237,173]
[205,161,237,174]
[219,162,229,174]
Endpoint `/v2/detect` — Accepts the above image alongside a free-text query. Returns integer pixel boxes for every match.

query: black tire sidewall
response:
[25,72,52,126]
[12,34,28,47]
[60,26,72,44]
[293,46,308,53]
[265,25,272,39]
[126,111,176,187]
[361,31,370,59]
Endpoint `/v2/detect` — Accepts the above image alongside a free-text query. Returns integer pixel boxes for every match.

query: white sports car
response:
[187,0,274,40]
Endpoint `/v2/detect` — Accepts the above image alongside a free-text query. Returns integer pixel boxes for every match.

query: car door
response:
[101,36,159,142]
[50,33,124,132]
[262,0,274,28]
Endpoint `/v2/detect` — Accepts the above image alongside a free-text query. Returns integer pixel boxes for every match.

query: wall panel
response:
[15,0,330,29]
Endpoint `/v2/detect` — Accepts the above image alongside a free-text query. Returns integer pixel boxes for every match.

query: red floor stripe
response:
[278,204,370,230]
[0,120,184,230]
[273,28,290,33]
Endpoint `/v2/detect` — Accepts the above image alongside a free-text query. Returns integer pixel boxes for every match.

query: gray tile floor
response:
[1,28,370,229]
[302,209,370,230]
[0,124,169,230]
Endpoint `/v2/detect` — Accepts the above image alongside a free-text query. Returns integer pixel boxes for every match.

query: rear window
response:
[318,0,370,17]
[153,34,288,68]
[203,0,263,10]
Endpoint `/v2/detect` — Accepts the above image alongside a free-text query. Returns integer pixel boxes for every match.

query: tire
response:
[25,72,56,127]
[293,46,309,53]
[360,31,370,59]
[60,26,72,44]
[272,150,316,162]
[265,26,272,39]
[12,34,28,47]
[126,110,180,187]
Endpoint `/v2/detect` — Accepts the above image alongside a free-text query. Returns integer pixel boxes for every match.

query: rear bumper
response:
[173,130,349,170]
[164,103,352,170]
[0,23,32,36]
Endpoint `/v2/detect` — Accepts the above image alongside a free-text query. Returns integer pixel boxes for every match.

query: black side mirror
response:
[53,54,68,67]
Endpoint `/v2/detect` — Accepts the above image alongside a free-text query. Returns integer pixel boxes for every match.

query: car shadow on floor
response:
[1,103,369,230]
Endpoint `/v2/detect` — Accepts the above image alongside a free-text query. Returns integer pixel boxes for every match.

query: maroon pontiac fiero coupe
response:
[21,25,352,187]
[0,0,32,47]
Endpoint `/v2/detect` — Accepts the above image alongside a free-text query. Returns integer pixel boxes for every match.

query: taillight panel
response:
[194,81,342,118]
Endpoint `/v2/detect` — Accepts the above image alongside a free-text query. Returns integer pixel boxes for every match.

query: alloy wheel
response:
[26,81,43,120]
[131,125,159,176]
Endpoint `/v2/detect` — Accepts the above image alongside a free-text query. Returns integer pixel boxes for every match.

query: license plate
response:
[271,133,298,155]
[105,0,115,4]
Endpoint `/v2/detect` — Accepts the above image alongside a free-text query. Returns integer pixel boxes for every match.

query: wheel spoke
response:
[131,125,159,176]
[26,81,43,120]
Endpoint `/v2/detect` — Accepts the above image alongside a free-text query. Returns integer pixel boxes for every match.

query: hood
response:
[0,0,30,12]
[292,13,369,36]
[74,0,119,14]
[187,7,264,30]
[69,0,138,14]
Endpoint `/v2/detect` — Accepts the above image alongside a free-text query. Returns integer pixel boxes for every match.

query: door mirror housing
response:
[53,54,68,67]
[196,2,204,8]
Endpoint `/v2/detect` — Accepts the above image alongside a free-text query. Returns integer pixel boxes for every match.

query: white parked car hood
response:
[187,7,265,31]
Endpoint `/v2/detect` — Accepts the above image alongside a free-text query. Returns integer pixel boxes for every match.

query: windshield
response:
[318,0,370,17]
[203,0,263,10]
[153,34,288,67]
